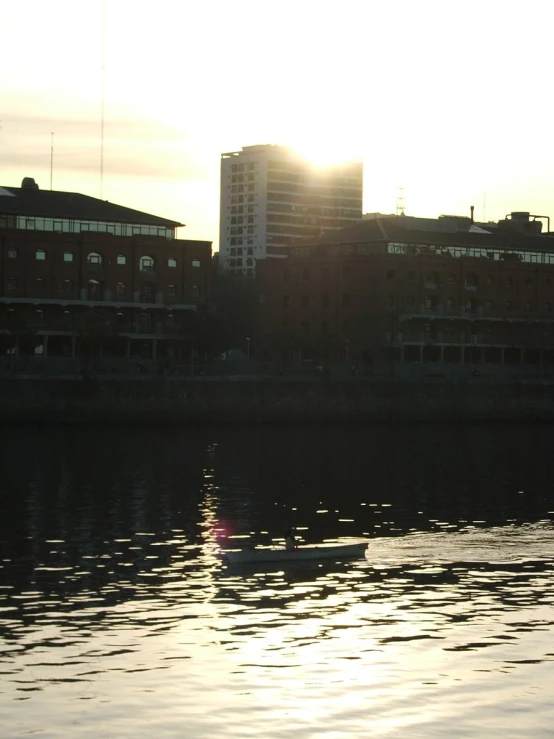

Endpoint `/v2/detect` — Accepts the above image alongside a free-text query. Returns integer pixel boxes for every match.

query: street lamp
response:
[246,337,251,359]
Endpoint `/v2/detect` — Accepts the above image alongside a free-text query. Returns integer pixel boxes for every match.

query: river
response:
[1,424,554,738]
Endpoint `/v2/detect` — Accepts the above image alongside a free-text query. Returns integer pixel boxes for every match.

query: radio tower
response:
[396,186,405,216]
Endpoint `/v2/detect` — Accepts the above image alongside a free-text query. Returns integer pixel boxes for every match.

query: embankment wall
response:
[1,376,554,423]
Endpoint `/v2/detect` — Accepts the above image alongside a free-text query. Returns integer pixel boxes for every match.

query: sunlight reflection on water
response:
[1,425,554,737]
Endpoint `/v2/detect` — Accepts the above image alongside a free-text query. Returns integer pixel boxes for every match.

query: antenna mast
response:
[396,186,405,216]
[50,132,54,190]
[100,0,106,199]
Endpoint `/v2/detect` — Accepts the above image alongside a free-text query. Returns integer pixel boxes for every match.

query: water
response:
[1,424,554,738]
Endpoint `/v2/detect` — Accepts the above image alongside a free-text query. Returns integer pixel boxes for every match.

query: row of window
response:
[5,277,201,299]
[229,247,254,257]
[278,292,553,314]
[229,236,254,246]
[6,248,201,269]
[282,266,553,288]
[7,308,181,330]
[0,216,175,239]
[228,258,253,268]
[230,162,256,173]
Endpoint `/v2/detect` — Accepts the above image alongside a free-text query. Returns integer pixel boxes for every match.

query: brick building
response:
[0,179,211,360]
[256,212,554,368]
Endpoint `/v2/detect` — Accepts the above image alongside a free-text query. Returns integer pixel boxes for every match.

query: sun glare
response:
[288,139,362,169]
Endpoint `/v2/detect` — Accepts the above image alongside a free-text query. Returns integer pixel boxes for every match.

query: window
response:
[36,249,46,261]
[525,278,533,288]
[117,254,126,266]
[283,268,290,282]
[88,279,100,299]
[301,295,310,308]
[167,284,177,299]
[406,295,415,309]
[87,252,103,265]
[424,295,437,311]
[140,255,155,272]
[140,312,151,330]
[464,273,478,287]
[168,257,177,268]
[167,313,175,327]
[386,269,396,280]
[446,298,455,310]
[342,293,350,307]
[546,279,552,288]
[64,251,74,263]
[485,300,494,310]
[386,295,394,308]
[506,276,514,286]
[407,270,415,281]
[7,248,17,259]
[465,298,477,310]
[192,259,201,269]
[505,300,513,311]
[117,282,126,297]
[282,295,290,308]
[35,309,44,322]
[525,301,533,312]
[487,275,495,285]
[36,277,46,292]
[447,273,456,283]
[61,279,73,293]
[7,276,17,291]
[544,302,551,313]
[116,312,125,326]
[191,285,200,298]
[425,272,438,285]
[141,282,155,301]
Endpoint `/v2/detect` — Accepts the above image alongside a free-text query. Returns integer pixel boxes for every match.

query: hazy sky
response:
[2,0,554,246]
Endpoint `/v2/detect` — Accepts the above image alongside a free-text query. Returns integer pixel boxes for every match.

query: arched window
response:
[35,309,44,322]
[167,284,177,299]
[116,312,125,326]
[168,257,177,268]
[191,285,200,299]
[116,282,126,297]
[167,313,175,327]
[425,271,438,286]
[7,276,18,291]
[141,282,154,302]
[525,301,533,313]
[64,251,74,263]
[464,273,478,287]
[465,297,478,310]
[139,255,155,272]
[117,254,126,266]
[139,312,151,330]
[87,252,103,266]
[446,298,455,310]
[36,277,46,292]
[35,249,46,261]
[424,295,438,311]
[61,279,73,293]
[88,279,100,299]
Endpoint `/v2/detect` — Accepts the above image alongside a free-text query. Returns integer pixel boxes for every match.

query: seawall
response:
[1,376,554,424]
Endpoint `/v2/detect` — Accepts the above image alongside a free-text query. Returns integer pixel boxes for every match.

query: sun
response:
[285,133,362,169]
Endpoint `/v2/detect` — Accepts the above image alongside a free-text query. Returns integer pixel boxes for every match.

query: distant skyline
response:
[3,0,554,247]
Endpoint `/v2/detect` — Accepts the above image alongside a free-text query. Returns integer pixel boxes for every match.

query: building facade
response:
[256,212,554,370]
[0,179,211,360]
[219,145,363,277]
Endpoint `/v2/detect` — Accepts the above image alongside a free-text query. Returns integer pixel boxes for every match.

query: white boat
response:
[221,542,368,565]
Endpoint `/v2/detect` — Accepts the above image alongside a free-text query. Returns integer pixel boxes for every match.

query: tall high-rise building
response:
[219,144,363,276]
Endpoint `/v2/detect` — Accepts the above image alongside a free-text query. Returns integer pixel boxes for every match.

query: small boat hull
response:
[222,542,367,565]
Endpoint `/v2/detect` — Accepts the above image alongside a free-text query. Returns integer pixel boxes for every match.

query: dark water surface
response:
[1,424,554,738]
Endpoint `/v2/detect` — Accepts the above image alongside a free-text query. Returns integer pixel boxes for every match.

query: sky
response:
[2,0,554,247]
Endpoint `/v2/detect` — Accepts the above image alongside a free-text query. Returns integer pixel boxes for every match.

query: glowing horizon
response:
[3,0,554,246]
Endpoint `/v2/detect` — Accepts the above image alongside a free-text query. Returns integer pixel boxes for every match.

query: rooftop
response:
[0,179,183,228]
